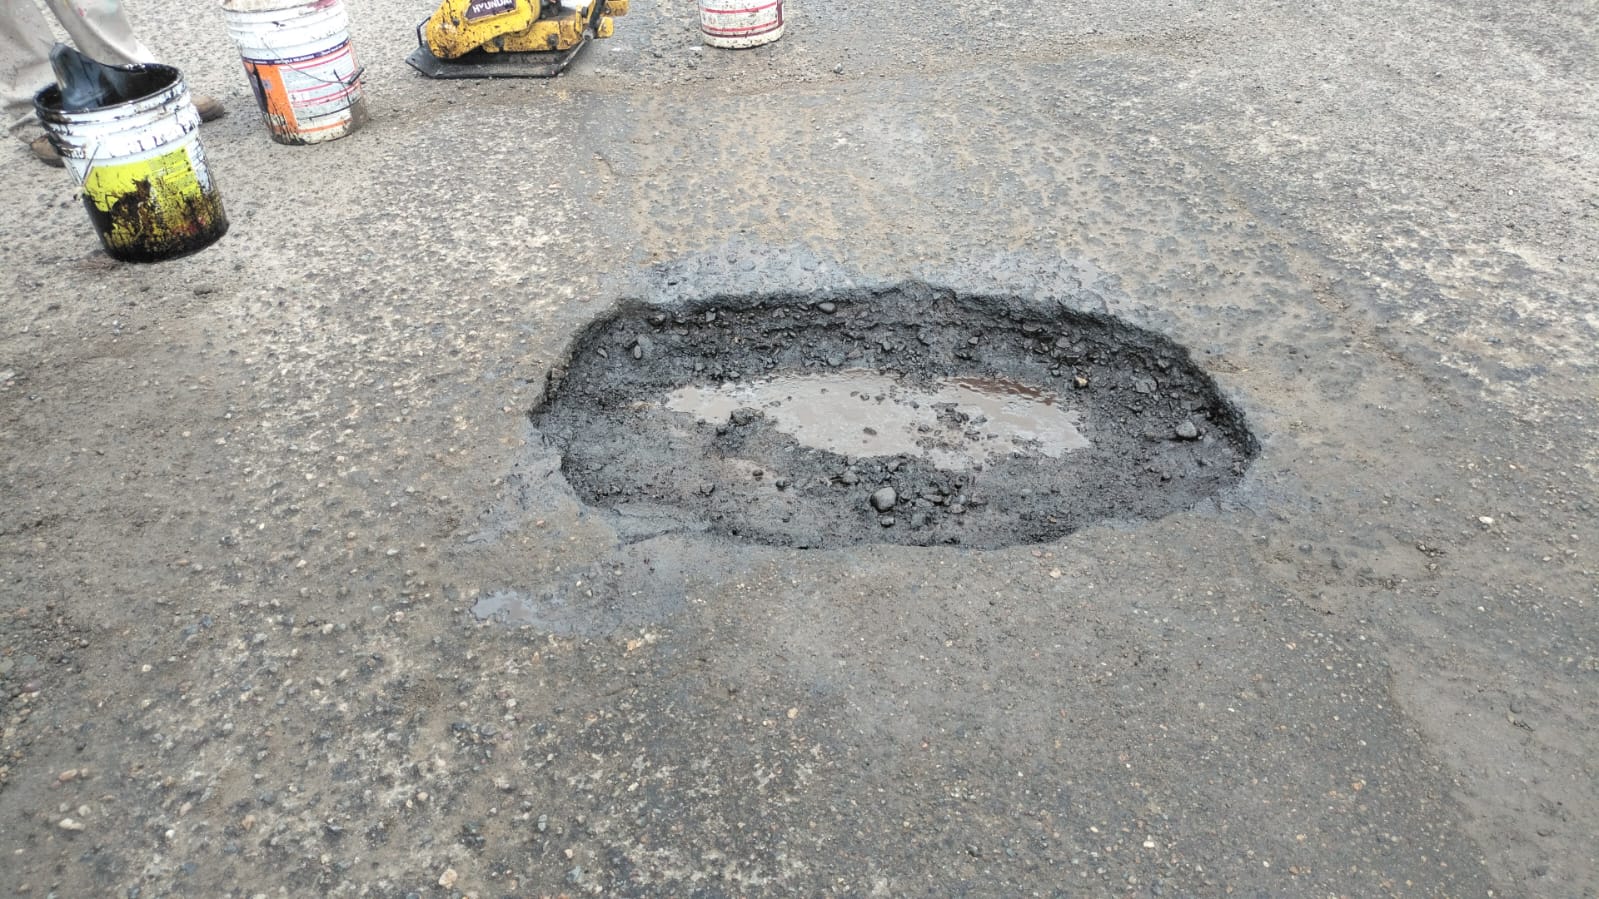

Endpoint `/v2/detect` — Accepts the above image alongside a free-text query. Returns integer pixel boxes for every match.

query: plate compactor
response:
[406,0,628,79]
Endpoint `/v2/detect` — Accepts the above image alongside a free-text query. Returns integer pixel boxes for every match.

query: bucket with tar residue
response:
[34,54,228,263]
[221,0,367,144]
[699,0,783,48]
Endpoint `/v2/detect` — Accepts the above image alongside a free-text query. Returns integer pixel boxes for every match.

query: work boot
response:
[29,135,64,168]
[193,95,225,122]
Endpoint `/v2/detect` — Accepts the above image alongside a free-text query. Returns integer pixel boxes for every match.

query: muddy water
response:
[666,370,1089,469]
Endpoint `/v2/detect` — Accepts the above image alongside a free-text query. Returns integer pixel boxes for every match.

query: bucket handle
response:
[65,106,197,187]
[48,84,197,173]
[253,32,366,88]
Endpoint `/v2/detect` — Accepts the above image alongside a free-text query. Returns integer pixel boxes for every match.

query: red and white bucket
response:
[699,0,783,48]
[221,0,368,145]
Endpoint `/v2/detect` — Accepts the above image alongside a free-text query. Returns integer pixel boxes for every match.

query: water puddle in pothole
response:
[665,370,1089,470]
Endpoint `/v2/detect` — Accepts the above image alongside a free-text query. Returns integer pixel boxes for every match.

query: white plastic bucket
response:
[221,0,367,144]
[34,65,228,262]
[699,0,783,48]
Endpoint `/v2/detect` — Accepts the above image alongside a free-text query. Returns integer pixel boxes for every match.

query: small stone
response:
[58,817,85,831]
[871,487,897,512]
[910,512,928,528]
[831,64,844,74]
[839,470,859,485]
[817,302,836,313]
[1175,420,1199,440]
[438,868,458,889]
[879,516,895,527]
[1074,375,1089,389]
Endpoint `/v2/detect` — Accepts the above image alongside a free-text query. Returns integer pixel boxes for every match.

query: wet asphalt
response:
[1,0,1595,896]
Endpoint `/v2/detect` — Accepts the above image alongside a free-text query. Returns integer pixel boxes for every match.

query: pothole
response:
[531,285,1257,548]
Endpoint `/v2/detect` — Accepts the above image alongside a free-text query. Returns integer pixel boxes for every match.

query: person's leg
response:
[1,0,56,136]
[40,0,223,122]
[5,0,222,166]
[38,0,154,67]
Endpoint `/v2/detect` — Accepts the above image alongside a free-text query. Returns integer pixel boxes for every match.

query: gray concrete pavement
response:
[2,0,1595,895]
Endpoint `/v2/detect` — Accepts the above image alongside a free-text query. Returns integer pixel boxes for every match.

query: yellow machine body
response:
[423,0,625,60]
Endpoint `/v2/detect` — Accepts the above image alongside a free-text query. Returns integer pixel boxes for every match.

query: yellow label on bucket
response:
[82,144,221,255]
[83,146,204,213]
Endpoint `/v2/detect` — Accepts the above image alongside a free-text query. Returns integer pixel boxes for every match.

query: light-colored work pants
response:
[1,0,154,135]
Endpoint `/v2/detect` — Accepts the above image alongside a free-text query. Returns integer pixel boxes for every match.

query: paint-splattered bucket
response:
[699,0,783,48]
[221,0,367,145]
[34,65,228,263]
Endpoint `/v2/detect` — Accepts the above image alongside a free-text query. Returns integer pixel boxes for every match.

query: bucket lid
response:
[221,0,338,13]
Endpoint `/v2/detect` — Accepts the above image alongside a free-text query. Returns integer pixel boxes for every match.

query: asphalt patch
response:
[532,285,1257,548]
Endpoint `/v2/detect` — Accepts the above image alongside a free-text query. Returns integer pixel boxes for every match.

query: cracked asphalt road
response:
[2,0,1595,895]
